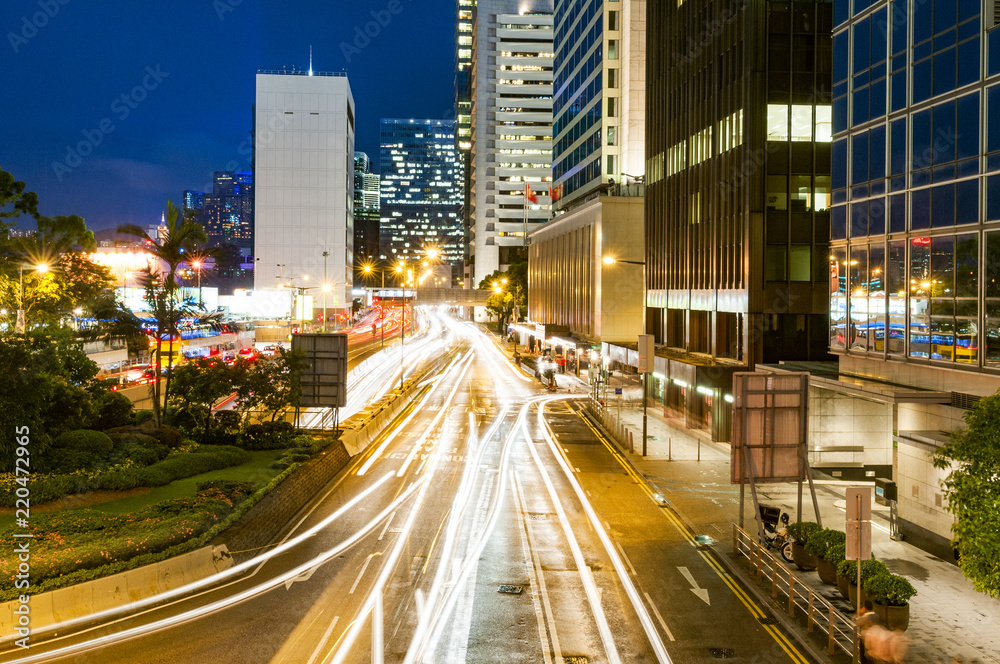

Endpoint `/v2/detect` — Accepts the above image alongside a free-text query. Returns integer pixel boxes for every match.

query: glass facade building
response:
[379,119,464,272]
[353,152,381,266]
[184,171,254,249]
[830,0,1000,369]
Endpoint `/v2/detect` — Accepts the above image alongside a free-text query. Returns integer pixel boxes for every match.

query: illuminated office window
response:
[767,104,789,141]
[791,105,813,141]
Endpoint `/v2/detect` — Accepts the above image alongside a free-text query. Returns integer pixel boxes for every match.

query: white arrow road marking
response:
[678,566,711,605]
[284,563,320,590]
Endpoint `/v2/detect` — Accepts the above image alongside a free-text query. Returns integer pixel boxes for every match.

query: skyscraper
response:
[254,69,355,314]
[527,0,646,343]
[552,0,645,209]
[353,152,380,266]
[379,118,463,274]
[456,0,475,285]
[469,2,555,288]
[186,171,254,250]
[823,0,1000,555]
[644,0,833,437]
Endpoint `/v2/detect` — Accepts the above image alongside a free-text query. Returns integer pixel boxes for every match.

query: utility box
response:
[874,477,897,505]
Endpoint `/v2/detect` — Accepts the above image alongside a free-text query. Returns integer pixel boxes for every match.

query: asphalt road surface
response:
[1,310,813,664]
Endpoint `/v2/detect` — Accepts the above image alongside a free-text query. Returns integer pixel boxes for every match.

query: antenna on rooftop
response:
[309,45,313,76]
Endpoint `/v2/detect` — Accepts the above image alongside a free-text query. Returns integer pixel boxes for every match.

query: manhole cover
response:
[497,585,523,595]
[757,616,778,625]
[709,648,737,659]
[563,657,589,664]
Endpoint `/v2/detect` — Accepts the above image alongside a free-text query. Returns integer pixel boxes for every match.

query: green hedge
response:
[804,528,847,557]
[786,521,821,544]
[45,430,114,473]
[0,461,300,601]
[241,421,296,450]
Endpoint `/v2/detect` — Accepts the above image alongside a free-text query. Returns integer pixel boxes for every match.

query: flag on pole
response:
[548,184,563,202]
[524,182,538,204]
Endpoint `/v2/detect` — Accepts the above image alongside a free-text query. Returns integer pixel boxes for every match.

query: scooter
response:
[759,507,795,564]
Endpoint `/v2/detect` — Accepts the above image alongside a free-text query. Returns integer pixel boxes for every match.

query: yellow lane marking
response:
[573,409,811,664]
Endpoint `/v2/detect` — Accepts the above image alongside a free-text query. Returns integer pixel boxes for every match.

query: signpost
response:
[846,486,872,664]
[638,334,654,456]
[291,333,348,431]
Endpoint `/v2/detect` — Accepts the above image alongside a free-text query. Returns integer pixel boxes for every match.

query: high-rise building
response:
[254,70,355,313]
[469,3,554,289]
[456,0,475,285]
[353,152,381,267]
[528,0,646,343]
[186,171,254,249]
[643,0,833,438]
[552,0,645,209]
[821,0,1000,556]
[379,118,463,274]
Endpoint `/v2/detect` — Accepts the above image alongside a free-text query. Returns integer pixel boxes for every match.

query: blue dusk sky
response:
[0,0,455,232]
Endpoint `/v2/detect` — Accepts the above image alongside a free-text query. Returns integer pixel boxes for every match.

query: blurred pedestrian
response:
[856,601,879,664]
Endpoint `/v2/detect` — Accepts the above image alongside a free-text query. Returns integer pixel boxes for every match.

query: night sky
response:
[0,0,455,232]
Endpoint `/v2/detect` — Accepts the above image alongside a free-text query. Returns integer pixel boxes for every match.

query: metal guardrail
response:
[732,524,856,658]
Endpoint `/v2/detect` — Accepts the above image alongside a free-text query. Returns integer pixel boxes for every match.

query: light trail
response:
[532,400,673,664]
[0,471,398,649]
[4,478,428,664]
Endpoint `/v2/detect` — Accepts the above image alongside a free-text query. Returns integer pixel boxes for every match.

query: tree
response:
[0,330,100,471]
[169,358,247,435]
[118,200,211,425]
[0,167,39,222]
[478,262,526,335]
[933,392,1000,597]
[236,348,307,423]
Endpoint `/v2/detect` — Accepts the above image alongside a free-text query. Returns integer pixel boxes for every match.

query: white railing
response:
[732,524,856,658]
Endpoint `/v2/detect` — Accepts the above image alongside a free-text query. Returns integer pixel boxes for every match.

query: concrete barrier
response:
[0,545,231,638]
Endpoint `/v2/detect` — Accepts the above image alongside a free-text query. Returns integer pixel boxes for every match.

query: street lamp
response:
[362,263,393,347]
[16,262,49,334]
[322,251,329,333]
[192,260,203,308]
[603,255,649,456]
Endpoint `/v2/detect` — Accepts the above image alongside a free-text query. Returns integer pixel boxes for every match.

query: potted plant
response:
[827,544,852,598]
[864,573,916,631]
[805,529,846,585]
[785,521,821,570]
[837,558,888,607]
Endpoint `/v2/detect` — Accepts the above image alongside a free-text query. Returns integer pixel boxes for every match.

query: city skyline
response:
[0,1,455,233]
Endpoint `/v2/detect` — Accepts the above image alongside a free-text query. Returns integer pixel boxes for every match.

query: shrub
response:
[45,430,114,473]
[136,445,250,487]
[269,460,291,470]
[283,453,311,464]
[134,409,155,426]
[197,428,241,447]
[824,542,847,565]
[90,390,134,430]
[837,557,888,585]
[786,521,821,544]
[241,421,297,450]
[108,442,163,468]
[864,573,917,606]
[213,410,242,432]
[805,528,847,557]
[105,425,184,450]
[196,479,255,500]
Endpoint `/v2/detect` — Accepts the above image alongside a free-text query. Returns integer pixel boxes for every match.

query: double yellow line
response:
[575,407,812,664]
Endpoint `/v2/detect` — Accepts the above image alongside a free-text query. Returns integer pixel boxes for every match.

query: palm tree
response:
[117,200,213,425]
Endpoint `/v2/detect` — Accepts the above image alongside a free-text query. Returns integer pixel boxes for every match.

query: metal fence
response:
[732,524,856,658]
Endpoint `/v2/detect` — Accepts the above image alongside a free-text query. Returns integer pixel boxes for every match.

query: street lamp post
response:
[603,255,648,456]
[192,261,203,308]
[322,251,329,333]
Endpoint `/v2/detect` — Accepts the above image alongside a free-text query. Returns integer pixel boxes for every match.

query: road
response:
[1,310,814,664]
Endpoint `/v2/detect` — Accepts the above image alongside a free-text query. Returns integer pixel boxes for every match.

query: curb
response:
[578,405,842,664]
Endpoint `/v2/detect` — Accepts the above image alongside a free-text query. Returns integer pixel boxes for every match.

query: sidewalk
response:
[483,327,999,662]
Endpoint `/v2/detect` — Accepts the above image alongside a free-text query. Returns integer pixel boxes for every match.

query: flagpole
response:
[523,181,528,250]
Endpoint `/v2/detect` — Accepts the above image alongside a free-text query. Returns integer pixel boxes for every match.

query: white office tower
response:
[254,70,355,315]
[470,3,554,288]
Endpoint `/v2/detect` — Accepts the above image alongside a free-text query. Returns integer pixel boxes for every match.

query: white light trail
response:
[5,478,427,664]
[532,400,674,664]
[7,471,397,646]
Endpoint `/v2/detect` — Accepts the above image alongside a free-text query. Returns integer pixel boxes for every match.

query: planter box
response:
[817,558,839,585]
[791,542,817,571]
[837,573,851,600]
[873,601,910,631]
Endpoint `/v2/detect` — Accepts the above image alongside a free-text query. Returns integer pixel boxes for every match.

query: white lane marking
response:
[512,470,557,664]
[533,399,673,664]
[306,616,341,664]
[615,542,637,577]
[643,592,676,642]
[378,511,396,541]
[349,553,381,594]
[677,566,711,605]
[523,418,623,664]
[575,467,581,473]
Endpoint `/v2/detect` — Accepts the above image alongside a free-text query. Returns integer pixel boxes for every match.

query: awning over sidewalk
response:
[757,361,952,405]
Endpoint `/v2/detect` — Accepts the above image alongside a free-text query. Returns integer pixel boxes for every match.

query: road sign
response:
[845,487,872,561]
[638,334,654,373]
[615,387,623,395]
